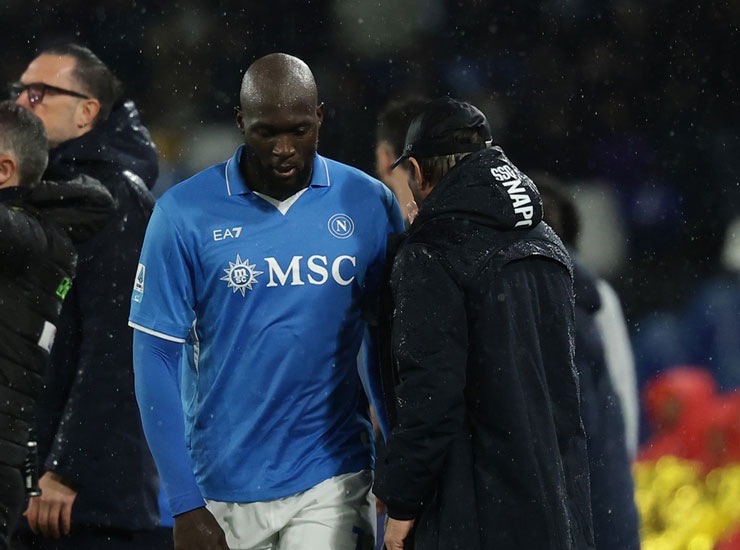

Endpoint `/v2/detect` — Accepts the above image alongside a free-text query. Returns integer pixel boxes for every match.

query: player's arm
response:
[133,330,228,550]
[130,200,228,548]
[359,185,407,439]
[133,329,203,513]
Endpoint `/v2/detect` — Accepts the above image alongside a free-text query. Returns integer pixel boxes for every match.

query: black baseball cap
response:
[390,97,493,169]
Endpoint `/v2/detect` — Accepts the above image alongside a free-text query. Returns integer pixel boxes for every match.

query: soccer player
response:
[129,53,404,550]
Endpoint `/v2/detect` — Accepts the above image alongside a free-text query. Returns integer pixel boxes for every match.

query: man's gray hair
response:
[0,100,48,187]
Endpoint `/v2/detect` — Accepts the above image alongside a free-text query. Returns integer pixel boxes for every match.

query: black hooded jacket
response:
[374,147,595,549]
[32,100,160,530]
[0,177,113,470]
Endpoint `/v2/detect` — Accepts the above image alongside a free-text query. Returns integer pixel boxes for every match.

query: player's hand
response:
[174,507,230,550]
[24,471,77,538]
[384,517,415,549]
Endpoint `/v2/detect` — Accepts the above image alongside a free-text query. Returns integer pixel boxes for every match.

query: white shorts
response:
[206,469,376,550]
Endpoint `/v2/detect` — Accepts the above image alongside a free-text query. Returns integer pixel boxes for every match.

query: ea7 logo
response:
[213,226,243,241]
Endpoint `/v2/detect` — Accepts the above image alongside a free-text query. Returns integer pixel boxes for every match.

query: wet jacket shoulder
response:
[375,148,594,549]
[0,178,113,469]
[33,100,161,530]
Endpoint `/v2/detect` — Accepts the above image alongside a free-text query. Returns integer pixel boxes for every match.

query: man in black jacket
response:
[373,98,595,550]
[12,44,166,548]
[0,101,112,549]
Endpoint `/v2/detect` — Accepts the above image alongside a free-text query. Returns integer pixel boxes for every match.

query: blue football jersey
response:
[129,146,403,502]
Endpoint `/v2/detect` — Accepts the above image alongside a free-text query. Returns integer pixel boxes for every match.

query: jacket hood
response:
[25,175,115,242]
[46,100,159,189]
[413,146,543,231]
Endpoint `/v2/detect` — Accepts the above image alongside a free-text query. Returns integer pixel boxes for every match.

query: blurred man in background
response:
[538,175,641,550]
[12,44,166,549]
[375,95,428,226]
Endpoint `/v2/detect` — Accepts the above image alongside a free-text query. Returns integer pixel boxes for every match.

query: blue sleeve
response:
[386,186,406,235]
[358,184,404,441]
[360,325,390,440]
[129,201,196,340]
[133,329,205,515]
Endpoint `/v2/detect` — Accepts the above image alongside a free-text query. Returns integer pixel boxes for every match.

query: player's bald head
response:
[239,53,318,116]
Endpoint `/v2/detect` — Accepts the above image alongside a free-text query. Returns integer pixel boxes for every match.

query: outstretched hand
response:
[174,507,230,550]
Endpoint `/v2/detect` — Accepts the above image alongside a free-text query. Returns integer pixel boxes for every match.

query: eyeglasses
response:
[9,82,90,106]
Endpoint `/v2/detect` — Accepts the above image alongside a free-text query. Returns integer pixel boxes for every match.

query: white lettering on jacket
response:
[491,166,534,228]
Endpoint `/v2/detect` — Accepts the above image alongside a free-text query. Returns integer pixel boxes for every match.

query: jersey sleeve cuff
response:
[169,491,208,517]
[128,321,187,343]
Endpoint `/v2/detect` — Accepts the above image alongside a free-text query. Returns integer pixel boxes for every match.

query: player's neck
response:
[240,152,312,201]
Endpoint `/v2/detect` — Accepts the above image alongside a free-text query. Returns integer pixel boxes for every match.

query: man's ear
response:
[235,107,245,135]
[0,155,18,188]
[316,101,325,127]
[375,142,395,177]
[77,98,101,129]
[409,157,428,191]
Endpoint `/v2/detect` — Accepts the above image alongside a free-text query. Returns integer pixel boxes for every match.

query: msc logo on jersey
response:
[220,255,263,296]
[132,263,146,303]
[220,254,357,296]
[328,213,354,239]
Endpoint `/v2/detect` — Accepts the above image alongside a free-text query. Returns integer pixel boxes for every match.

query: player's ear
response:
[235,107,245,135]
[0,155,17,188]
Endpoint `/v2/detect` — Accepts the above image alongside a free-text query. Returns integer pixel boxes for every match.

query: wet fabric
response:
[29,100,161,531]
[0,177,113,545]
[375,147,595,549]
[130,147,404,511]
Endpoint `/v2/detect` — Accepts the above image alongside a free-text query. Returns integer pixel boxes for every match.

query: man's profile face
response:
[15,55,87,148]
[238,97,323,200]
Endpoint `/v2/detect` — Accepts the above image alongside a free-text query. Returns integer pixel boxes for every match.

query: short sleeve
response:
[128,202,196,342]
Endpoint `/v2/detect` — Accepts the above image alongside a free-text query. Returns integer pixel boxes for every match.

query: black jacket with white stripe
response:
[0,177,112,470]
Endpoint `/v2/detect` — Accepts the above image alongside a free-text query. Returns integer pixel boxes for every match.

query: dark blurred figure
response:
[682,216,740,391]
[11,44,169,549]
[375,95,429,226]
[0,101,112,549]
[538,176,641,550]
[374,98,594,550]
[372,94,429,550]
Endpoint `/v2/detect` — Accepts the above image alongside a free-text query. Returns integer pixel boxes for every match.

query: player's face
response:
[238,99,323,200]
